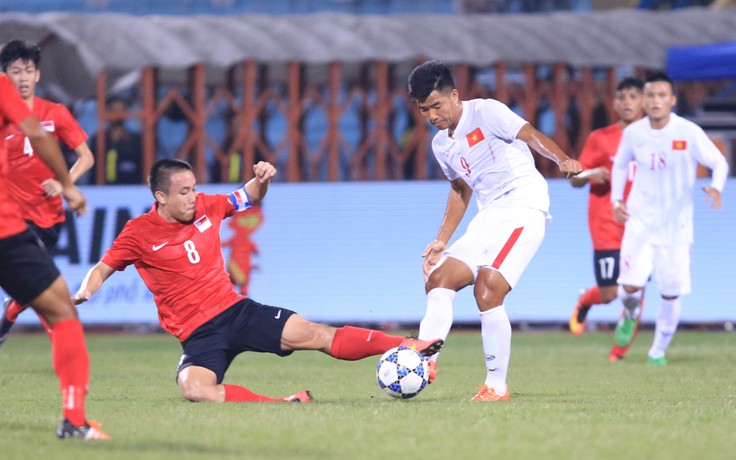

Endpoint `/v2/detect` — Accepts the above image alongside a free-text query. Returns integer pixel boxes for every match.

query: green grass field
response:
[1,330,734,460]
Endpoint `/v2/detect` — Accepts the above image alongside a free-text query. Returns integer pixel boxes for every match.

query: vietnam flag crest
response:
[466,127,485,148]
[672,140,687,150]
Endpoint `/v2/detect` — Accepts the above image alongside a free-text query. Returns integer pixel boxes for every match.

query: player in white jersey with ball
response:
[611,72,729,366]
[407,61,581,401]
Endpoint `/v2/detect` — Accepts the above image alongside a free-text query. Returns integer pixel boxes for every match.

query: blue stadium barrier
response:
[6,178,734,327]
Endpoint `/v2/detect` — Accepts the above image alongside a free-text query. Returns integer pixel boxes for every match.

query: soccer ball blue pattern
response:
[376,346,429,399]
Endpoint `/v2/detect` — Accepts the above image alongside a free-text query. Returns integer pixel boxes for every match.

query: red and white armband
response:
[228,186,252,212]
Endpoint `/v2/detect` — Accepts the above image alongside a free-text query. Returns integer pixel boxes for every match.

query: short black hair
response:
[407,60,456,102]
[0,39,41,72]
[645,72,676,93]
[149,159,193,196]
[616,77,643,92]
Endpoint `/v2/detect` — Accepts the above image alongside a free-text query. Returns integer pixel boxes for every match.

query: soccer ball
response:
[376,346,429,399]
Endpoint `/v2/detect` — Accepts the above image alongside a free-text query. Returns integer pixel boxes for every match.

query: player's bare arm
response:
[19,115,87,215]
[72,261,116,305]
[516,124,582,177]
[69,142,95,183]
[702,186,722,210]
[570,167,611,187]
[422,178,472,278]
[42,142,95,197]
[244,161,277,201]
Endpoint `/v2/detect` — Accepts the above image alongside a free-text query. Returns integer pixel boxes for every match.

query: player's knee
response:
[177,368,220,402]
[425,272,444,292]
[621,285,641,295]
[178,380,217,403]
[425,269,462,292]
[474,289,504,310]
[599,287,618,304]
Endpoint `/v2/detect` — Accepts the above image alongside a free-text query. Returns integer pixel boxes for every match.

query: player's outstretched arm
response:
[245,161,277,202]
[570,167,610,188]
[73,262,116,305]
[516,124,582,177]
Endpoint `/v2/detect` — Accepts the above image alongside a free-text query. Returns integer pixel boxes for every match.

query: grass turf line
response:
[0,331,734,460]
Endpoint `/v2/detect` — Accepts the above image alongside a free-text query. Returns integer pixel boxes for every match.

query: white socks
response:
[618,285,643,319]
[479,305,511,396]
[649,297,681,359]
[418,288,455,361]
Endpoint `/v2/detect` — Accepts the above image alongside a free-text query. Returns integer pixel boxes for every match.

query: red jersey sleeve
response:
[222,193,236,218]
[50,103,88,149]
[101,219,142,271]
[0,75,32,127]
[0,75,33,239]
[577,130,604,170]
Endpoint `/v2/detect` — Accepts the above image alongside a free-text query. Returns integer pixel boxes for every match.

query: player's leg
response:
[418,256,473,382]
[471,207,546,401]
[420,256,473,343]
[418,217,484,382]
[0,224,60,345]
[177,365,307,403]
[608,291,646,362]
[472,268,512,401]
[176,310,309,403]
[2,297,53,342]
[647,244,690,366]
[609,284,644,359]
[0,230,107,440]
[280,315,443,359]
[569,250,621,335]
[610,232,653,360]
[0,296,19,345]
[30,278,109,439]
[646,295,680,367]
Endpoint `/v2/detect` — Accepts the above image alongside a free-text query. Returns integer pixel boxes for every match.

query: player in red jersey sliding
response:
[0,72,108,440]
[0,40,95,343]
[74,159,443,403]
[568,77,645,361]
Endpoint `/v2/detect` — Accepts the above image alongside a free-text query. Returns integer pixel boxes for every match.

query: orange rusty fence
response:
[92,60,726,184]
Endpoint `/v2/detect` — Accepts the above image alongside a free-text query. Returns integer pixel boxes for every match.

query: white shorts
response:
[618,231,692,296]
[444,206,546,289]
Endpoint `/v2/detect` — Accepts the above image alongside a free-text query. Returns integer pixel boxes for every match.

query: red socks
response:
[6,300,52,335]
[224,384,283,403]
[5,300,23,322]
[579,286,603,308]
[51,319,89,427]
[329,326,402,361]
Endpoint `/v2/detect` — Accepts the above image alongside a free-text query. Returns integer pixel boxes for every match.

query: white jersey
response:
[611,113,729,244]
[431,99,550,214]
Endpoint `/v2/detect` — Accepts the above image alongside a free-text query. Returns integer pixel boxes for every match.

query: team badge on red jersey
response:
[40,120,55,132]
[672,140,687,150]
[194,215,212,232]
[466,127,485,148]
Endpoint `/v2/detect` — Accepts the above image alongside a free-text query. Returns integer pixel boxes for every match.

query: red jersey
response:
[5,97,88,228]
[101,193,242,341]
[578,123,633,250]
[0,74,33,239]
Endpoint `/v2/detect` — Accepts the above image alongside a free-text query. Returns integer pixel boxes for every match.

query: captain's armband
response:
[228,186,252,212]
